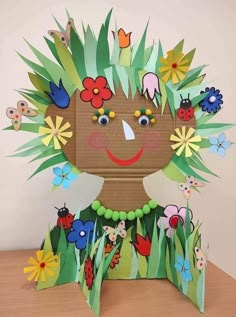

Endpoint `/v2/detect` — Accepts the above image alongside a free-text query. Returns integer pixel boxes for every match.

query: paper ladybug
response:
[177,94,194,121]
[55,203,74,229]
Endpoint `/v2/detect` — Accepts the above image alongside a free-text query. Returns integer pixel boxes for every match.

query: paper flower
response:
[80,77,112,108]
[112,28,131,48]
[170,127,201,157]
[23,250,59,282]
[84,256,94,290]
[67,219,95,250]
[200,87,223,113]
[39,116,72,150]
[104,243,121,269]
[131,234,151,256]
[52,162,78,189]
[209,133,232,157]
[175,255,192,282]
[159,50,190,84]
[142,72,160,99]
[47,79,70,108]
[157,205,193,238]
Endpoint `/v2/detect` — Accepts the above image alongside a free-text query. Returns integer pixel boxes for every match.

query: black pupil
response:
[141,119,148,125]
[10,110,13,114]
[100,118,107,125]
[61,37,65,41]
[21,103,24,106]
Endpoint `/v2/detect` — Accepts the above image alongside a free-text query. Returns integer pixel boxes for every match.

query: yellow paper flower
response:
[23,250,59,282]
[39,116,72,150]
[170,127,201,157]
[159,50,190,84]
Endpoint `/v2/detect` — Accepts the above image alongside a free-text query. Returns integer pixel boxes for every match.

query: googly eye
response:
[138,115,150,126]
[98,115,109,125]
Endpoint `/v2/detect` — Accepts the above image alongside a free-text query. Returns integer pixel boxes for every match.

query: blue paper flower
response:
[199,87,223,113]
[175,255,192,282]
[209,133,232,157]
[47,79,70,108]
[52,162,78,189]
[67,220,95,250]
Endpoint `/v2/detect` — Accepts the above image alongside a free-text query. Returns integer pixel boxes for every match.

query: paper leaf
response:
[157,221,166,278]
[196,123,235,137]
[4,123,40,133]
[9,144,48,158]
[17,92,48,114]
[15,135,44,151]
[145,44,158,73]
[147,217,159,278]
[28,153,67,179]
[173,39,184,58]
[28,72,50,94]
[116,227,132,277]
[197,268,205,313]
[115,65,129,98]
[144,46,153,66]
[126,67,137,99]
[177,65,206,90]
[192,92,209,107]
[84,25,97,78]
[29,147,60,163]
[132,22,148,68]
[56,226,68,270]
[186,155,218,177]
[110,23,120,65]
[104,66,115,94]
[165,245,173,282]
[130,245,139,278]
[52,15,65,33]
[70,28,87,80]
[183,48,196,66]
[180,75,205,89]
[44,36,62,66]
[17,90,50,105]
[95,234,106,269]
[165,84,176,118]
[162,161,186,183]
[90,257,105,317]
[196,113,216,126]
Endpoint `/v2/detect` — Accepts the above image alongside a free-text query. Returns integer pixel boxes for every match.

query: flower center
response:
[62,174,66,178]
[181,266,186,271]
[40,262,46,268]
[169,215,184,229]
[79,230,86,237]
[209,96,217,103]
[172,63,178,69]
[93,88,100,95]
[53,130,59,136]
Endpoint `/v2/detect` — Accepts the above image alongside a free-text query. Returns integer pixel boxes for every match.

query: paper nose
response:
[122,120,135,140]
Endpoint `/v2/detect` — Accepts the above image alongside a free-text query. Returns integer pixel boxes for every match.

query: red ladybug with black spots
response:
[177,94,194,121]
[55,203,74,229]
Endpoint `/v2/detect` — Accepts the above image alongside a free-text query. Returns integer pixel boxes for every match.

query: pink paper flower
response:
[157,205,193,238]
[142,72,160,100]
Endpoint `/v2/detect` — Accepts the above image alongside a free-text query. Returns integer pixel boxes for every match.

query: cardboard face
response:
[46,88,196,178]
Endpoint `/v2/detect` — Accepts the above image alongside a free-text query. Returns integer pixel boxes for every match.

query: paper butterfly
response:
[179,175,205,200]
[48,18,75,47]
[194,246,208,271]
[6,101,38,131]
[103,221,127,244]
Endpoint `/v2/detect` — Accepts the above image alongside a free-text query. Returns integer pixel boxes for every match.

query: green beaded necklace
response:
[91,199,158,221]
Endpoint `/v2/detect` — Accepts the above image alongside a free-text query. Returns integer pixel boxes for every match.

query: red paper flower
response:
[84,256,94,290]
[104,243,121,269]
[131,234,151,256]
[80,77,112,108]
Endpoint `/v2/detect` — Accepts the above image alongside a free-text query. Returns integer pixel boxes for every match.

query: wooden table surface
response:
[0,250,235,317]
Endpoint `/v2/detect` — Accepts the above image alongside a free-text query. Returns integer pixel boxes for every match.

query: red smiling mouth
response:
[105,148,144,166]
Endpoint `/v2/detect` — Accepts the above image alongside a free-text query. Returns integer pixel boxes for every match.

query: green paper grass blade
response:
[156,40,164,76]
[28,153,67,179]
[166,244,173,282]
[95,234,106,269]
[199,138,211,148]
[104,66,115,94]
[174,235,184,288]
[27,114,45,124]
[66,9,71,19]
[186,155,218,177]
[17,90,50,105]
[157,221,166,278]
[177,66,206,90]
[176,221,185,252]
[55,242,77,285]
[104,243,120,275]
[185,204,191,239]
[181,75,205,89]
[9,144,48,158]
[26,40,75,95]
[90,257,105,317]
[36,228,60,290]
[75,247,81,283]
[170,239,178,287]
[115,65,129,98]
[147,216,159,278]
[144,46,153,67]
[84,25,97,78]
[119,47,132,67]
[96,10,112,75]
[183,48,195,66]
[22,88,51,102]
[132,21,148,68]
[192,92,209,107]
[165,84,176,117]
[162,161,185,183]
[17,92,48,114]
[173,39,184,58]
[197,113,216,126]
[130,245,139,278]
[197,268,205,313]
[52,15,65,33]
[54,35,83,90]
[160,81,167,112]
[4,123,40,133]
[116,228,132,277]
[44,37,62,66]
[17,52,52,81]
[171,155,208,182]
[28,72,50,94]
[196,123,235,137]
[110,22,120,65]
[29,147,61,163]
[145,44,158,72]
[56,226,68,270]
[126,67,137,99]
[15,135,44,151]
[70,28,86,80]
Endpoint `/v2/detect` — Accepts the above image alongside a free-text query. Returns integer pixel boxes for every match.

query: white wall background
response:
[0,0,235,279]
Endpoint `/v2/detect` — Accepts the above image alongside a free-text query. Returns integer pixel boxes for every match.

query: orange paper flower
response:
[104,243,121,269]
[112,28,131,48]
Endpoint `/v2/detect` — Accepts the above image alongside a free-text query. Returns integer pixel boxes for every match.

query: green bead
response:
[92,200,101,211]
[97,206,106,216]
[135,208,143,218]
[149,200,158,209]
[112,211,120,221]
[143,204,151,214]
[127,211,135,221]
[104,209,113,219]
[119,211,127,221]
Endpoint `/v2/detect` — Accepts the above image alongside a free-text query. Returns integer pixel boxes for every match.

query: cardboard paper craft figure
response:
[5,10,234,316]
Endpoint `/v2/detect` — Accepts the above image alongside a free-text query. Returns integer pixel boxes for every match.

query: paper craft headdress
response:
[5,9,234,317]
